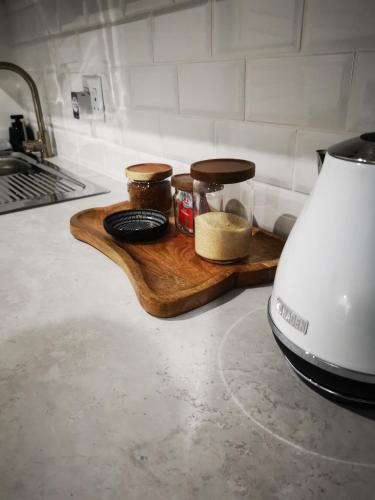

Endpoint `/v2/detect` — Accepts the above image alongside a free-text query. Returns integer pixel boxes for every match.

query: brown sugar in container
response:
[126,163,173,213]
[190,158,255,263]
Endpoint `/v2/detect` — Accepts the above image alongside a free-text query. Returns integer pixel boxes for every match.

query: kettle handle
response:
[316,149,327,174]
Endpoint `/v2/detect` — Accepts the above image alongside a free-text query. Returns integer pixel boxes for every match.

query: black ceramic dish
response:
[103,209,169,242]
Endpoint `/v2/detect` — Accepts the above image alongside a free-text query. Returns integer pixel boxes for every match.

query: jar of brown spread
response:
[126,163,173,213]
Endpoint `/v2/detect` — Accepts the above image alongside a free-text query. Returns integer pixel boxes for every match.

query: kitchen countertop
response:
[1,157,375,500]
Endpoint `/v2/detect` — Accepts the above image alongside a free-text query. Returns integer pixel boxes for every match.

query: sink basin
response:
[0,156,33,176]
[0,151,109,214]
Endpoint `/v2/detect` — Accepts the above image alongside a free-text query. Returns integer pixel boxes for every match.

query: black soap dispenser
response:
[9,114,26,152]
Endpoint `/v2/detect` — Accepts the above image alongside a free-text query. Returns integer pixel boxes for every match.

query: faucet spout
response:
[0,61,53,158]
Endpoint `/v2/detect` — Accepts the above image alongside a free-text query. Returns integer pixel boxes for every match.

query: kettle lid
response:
[328,132,375,165]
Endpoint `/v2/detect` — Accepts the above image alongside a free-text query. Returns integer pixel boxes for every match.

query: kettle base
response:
[273,335,375,406]
[267,299,375,406]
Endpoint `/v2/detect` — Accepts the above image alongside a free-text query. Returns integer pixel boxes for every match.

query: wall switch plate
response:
[82,75,105,121]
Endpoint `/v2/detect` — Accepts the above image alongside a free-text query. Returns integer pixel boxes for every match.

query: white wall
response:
[0,88,25,139]
[0,2,25,140]
[2,0,375,232]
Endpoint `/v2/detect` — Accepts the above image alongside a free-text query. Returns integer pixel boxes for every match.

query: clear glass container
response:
[126,163,172,213]
[172,174,194,235]
[191,159,255,263]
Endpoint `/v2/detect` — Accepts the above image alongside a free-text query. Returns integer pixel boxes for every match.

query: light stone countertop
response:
[1,157,375,500]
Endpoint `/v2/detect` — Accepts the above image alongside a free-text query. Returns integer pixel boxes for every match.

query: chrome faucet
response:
[0,61,53,158]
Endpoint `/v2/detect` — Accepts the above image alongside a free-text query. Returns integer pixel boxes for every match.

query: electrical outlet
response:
[82,75,105,121]
[71,91,92,119]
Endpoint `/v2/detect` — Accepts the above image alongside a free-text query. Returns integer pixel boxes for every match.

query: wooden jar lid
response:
[190,159,255,184]
[171,173,193,192]
[126,163,173,181]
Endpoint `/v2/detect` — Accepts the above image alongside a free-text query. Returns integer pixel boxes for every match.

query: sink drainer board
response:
[70,201,284,317]
[0,152,108,214]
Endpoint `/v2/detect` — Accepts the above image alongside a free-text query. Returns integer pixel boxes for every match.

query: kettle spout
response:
[316,149,327,174]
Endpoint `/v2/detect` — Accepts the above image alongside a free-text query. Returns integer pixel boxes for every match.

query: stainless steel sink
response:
[0,151,109,214]
[0,156,33,176]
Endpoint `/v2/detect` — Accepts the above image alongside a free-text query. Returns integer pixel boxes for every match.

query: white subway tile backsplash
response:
[112,18,153,66]
[120,110,162,155]
[11,2,57,41]
[216,120,296,189]
[61,113,92,137]
[5,0,37,12]
[3,0,374,224]
[79,28,113,66]
[162,158,189,176]
[54,129,79,161]
[179,61,245,119]
[86,0,123,25]
[52,35,81,66]
[135,151,171,166]
[43,71,61,103]
[125,0,173,16]
[13,5,45,42]
[153,3,211,62]
[58,0,85,32]
[14,41,53,71]
[0,71,25,114]
[38,0,59,36]
[160,114,214,162]
[79,137,107,168]
[104,143,139,181]
[302,0,375,53]
[47,102,65,129]
[254,181,307,235]
[213,0,303,55]
[68,72,83,100]
[0,14,13,54]
[246,54,353,129]
[92,113,123,145]
[12,45,36,72]
[98,71,117,114]
[293,130,352,194]
[128,153,188,176]
[347,52,375,132]
[130,65,178,111]
[110,67,131,109]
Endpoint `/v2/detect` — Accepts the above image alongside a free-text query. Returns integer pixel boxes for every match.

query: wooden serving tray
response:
[70,201,284,318]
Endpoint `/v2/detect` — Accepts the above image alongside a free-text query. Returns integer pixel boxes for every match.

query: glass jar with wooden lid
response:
[126,163,173,213]
[191,159,255,263]
[171,173,194,235]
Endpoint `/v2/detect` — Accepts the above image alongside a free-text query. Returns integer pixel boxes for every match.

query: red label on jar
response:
[177,193,193,231]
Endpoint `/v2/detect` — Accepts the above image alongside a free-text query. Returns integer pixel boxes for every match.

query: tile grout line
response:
[210,0,214,58]
[150,12,155,65]
[290,128,299,192]
[298,0,306,53]
[243,58,247,122]
[344,51,357,132]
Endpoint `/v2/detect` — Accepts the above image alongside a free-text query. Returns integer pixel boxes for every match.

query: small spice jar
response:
[126,163,172,213]
[191,159,255,264]
[171,174,194,235]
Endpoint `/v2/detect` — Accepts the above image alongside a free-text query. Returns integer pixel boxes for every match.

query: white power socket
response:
[82,75,105,121]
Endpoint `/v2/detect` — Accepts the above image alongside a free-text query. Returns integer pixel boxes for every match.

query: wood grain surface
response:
[70,201,284,317]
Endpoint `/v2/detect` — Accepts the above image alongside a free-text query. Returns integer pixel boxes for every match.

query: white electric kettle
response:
[268,132,375,404]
